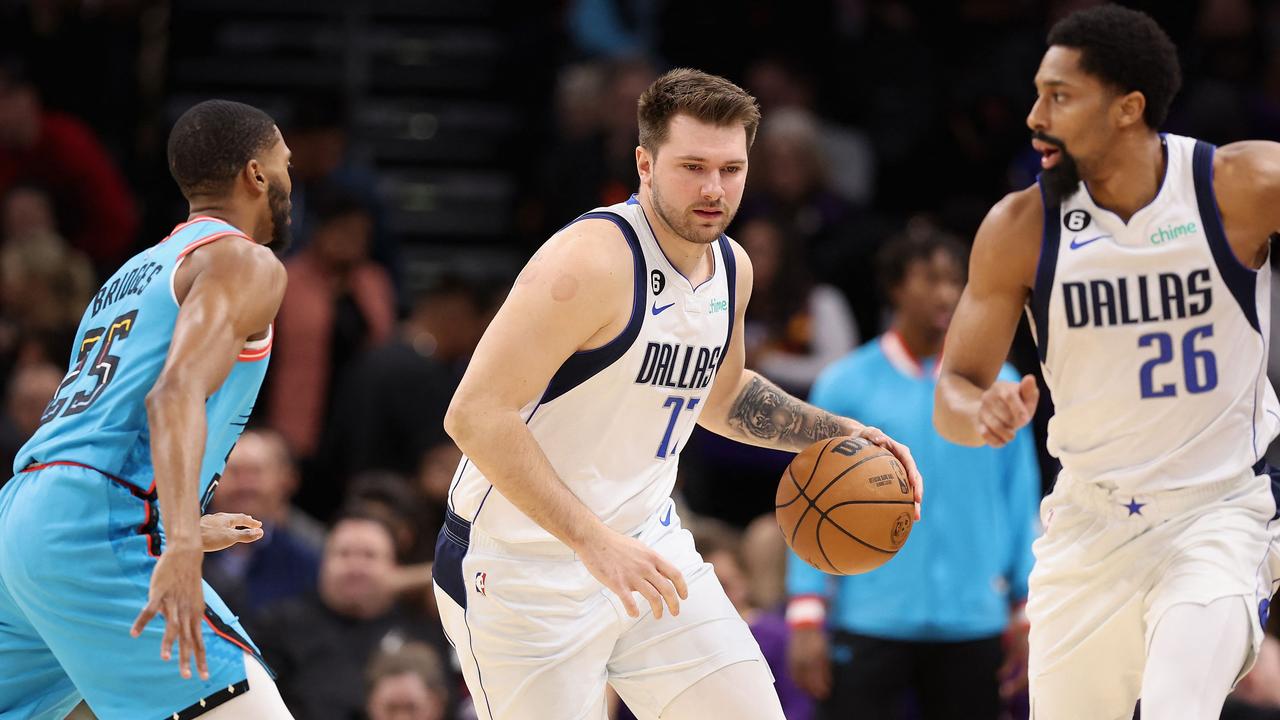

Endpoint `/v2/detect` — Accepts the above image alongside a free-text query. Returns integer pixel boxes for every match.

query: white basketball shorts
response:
[432,497,771,720]
[1025,463,1280,719]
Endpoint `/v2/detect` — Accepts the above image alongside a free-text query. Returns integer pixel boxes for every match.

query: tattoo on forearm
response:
[727,377,846,449]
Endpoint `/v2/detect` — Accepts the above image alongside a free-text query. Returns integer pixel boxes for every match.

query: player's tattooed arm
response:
[726,375,848,451]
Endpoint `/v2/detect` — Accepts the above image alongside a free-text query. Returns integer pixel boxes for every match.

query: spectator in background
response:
[365,642,450,720]
[738,107,886,337]
[539,57,657,238]
[740,215,858,398]
[0,56,138,270]
[0,189,97,381]
[269,186,396,513]
[204,428,325,614]
[786,226,1040,719]
[252,510,448,720]
[0,361,61,487]
[284,92,402,295]
[316,275,487,523]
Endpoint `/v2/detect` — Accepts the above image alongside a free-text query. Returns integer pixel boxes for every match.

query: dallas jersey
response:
[1027,133,1280,493]
[447,195,737,544]
[15,216,272,504]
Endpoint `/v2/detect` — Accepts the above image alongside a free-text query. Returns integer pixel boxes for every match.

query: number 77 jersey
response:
[1027,133,1280,493]
[447,195,737,544]
[14,217,272,503]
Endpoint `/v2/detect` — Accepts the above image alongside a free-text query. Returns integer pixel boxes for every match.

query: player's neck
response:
[891,321,943,361]
[186,202,257,240]
[637,193,715,283]
[1080,132,1166,223]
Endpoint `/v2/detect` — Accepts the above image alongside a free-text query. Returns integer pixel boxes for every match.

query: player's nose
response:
[1026,96,1048,133]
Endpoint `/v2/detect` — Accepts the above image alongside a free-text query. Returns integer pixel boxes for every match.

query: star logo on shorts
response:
[1124,498,1146,516]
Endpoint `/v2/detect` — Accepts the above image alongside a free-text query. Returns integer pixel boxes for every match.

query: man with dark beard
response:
[935,6,1280,720]
[0,99,295,719]
[433,68,923,720]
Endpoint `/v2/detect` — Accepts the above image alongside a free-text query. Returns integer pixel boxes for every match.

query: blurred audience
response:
[252,510,448,720]
[740,215,858,397]
[0,56,138,270]
[786,225,1040,719]
[268,187,396,515]
[204,428,325,614]
[284,92,402,296]
[365,642,451,720]
[0,361,61,486]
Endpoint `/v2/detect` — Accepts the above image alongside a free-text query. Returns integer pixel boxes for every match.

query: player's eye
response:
[723,166,741,174]
[684,164,701,172]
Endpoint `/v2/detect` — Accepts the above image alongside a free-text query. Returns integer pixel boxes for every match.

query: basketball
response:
[776,436,914,575]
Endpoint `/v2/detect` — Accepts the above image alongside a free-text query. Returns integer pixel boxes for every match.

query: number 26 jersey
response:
[1028,133,1280,493]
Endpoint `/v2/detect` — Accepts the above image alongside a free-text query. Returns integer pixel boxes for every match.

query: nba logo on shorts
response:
[475,571,487,596]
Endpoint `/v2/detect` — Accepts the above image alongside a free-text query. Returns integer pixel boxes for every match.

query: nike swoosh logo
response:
[659,506,673,526]
[651,301,675,316]
[1069,234,1111,250]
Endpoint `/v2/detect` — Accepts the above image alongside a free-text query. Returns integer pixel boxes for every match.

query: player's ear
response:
[1115,90,1146,130]
[636,145,653,185]
[243,159,268,195]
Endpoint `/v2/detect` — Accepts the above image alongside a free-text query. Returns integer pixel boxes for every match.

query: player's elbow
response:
[443,392,483,450]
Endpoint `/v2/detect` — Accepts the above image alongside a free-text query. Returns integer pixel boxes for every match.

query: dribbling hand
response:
[977,375,1039,447]
[578,528,688,620]
[852,425,924,520]
[130,544,208,681]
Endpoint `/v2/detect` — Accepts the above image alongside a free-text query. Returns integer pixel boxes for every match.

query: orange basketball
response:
[776,436,914,575]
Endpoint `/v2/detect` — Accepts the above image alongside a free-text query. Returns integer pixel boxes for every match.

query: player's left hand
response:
[131,544,208,681]
[851,424,924,520]
[199,512,263,553]
[998,613,1030,699]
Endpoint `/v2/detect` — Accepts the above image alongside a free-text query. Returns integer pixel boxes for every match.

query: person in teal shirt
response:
[785,225,1041,719]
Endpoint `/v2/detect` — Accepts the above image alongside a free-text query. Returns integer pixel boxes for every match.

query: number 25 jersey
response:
[447,196,737,544]
[15,217,272,502]
[1028,133,1280,493]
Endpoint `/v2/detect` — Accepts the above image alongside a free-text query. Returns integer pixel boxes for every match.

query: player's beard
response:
[649,180,735,246]
[1034,131,1082,206]
[265,182,292,254]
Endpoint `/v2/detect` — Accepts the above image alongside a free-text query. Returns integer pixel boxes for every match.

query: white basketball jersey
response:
[1027,133,1280,493]
[448,196,737,543]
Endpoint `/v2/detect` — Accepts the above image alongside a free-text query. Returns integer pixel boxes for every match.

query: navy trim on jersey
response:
[1030,181,1061,364]
[1193,140,1261,334]
[541,211,646,403]
[719,235,737,369]
[432,509,472,609]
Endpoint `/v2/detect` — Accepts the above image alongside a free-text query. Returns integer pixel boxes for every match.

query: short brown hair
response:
[637,68,761,155]
[365,642,447,696]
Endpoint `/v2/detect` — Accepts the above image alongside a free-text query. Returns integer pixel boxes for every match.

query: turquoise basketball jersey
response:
[15,216,272,505]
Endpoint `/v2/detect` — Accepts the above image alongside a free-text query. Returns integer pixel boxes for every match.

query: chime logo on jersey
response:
[634,342,722,389]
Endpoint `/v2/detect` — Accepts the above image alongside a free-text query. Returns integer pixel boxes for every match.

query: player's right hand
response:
[787,626,832,700]
[131,544,208,681]
[578,528,688,620]
[976,374,1039,447]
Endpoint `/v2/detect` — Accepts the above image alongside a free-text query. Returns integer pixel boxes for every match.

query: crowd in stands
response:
[4,1,1280,718]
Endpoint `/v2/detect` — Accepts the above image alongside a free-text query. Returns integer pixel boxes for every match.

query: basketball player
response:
[434,68,923,720]
[934,7,1280,719]
[0,100,295,719]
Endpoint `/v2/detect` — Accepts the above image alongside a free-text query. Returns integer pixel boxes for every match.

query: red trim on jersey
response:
[177,230,253,260]
[237,325,273,362]
[157,216,223,244]
[203,615,255,656]
[22,460,160,554]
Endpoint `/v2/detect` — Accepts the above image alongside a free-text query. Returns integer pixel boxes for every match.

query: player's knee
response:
[660,660,784,720]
